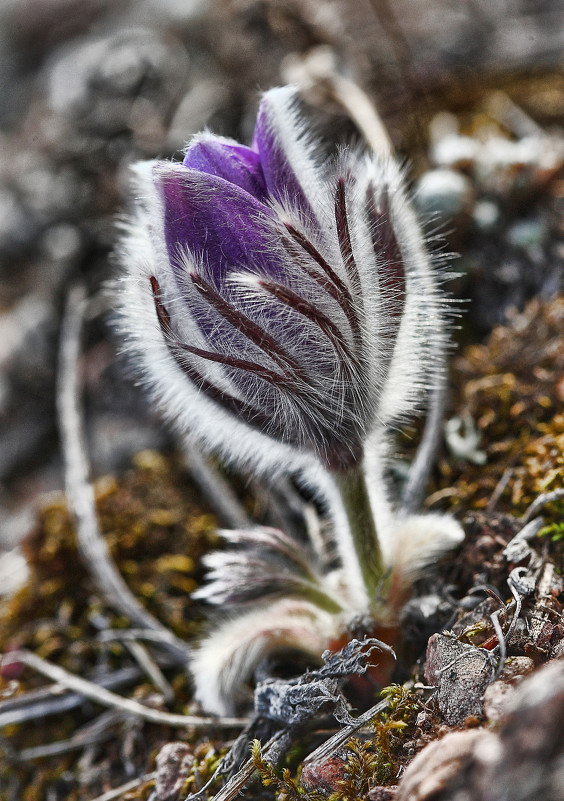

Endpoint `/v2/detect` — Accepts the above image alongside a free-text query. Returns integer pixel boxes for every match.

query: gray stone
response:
[396,729,498,801]
[425,633,494,725]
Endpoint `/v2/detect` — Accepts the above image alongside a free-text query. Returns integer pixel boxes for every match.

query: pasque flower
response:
[118,87,463,715]
[119,86,446,476]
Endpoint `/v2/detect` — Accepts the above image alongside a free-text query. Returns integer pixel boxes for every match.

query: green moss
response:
[252,739,327,801]
[251,685,419,801]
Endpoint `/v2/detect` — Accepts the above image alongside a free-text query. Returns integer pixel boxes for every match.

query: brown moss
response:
[428,295,564,517]
[0,451,219,799]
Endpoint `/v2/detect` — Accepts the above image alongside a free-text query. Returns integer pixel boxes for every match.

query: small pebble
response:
[472,199,500,232]
[432,132,479,169]
[506,218,548,248]
[414,168,474,220]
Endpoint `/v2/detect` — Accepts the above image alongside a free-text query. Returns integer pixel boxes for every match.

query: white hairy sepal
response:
[344,151,450,428]
[268,145,450,431]
[256,86,325,210]
[304,465,372,609]
[386,513,465,579]
[190,598,343,715]
[191,524,338,608]
[116,161,321,481]
[362,428,463,573]
[189,512,463,716]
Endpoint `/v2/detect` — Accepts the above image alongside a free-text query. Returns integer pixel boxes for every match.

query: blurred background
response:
[0,0,563,553]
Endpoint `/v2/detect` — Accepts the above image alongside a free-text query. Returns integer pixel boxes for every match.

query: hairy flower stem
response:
[335,467,386,600]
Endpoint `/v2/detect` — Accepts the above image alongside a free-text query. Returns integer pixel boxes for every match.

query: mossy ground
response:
[0,451,225,800]
[428,296,564,521]
[1,294,562,800]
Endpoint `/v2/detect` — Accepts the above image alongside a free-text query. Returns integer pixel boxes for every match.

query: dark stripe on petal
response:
[335,177,359,287]
[173,358,274,431]
[365,184,406,389]
[366,185,406,320]
[190,272,303,377]
[150,275,172,331]
[150,276,275,431]
[283,224,362,348]
[175,343,294,388]
[257,277,358,367]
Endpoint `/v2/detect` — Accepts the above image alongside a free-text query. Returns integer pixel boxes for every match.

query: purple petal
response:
[189,272,303,375]
[150,276,274,431]
[155,163,285,286]
[183,135,268,202]
[253,90,314,219]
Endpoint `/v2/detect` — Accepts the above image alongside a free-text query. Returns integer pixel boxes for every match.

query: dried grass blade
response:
[56,284,191,661]
[1,650,246,730]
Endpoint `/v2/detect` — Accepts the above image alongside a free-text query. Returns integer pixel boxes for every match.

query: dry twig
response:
[181,443,251,529]
[56,284,191,662]
[303,697,390,765]
[186,731,290,801]
[10,709,122,762]
[1,650,246,730]
[89,772,157,801]
[523,489,564,524]
[0,665,143,728]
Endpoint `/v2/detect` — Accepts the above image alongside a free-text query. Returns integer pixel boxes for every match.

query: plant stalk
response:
[335,466,386,600]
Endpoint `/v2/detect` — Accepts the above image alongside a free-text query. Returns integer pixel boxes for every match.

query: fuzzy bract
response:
[189,512,464,714]
[117,86,447,476]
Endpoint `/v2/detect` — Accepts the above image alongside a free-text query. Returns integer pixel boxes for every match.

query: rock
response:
[395,728,498,801]
[425,633,494,725]
[300,749,348,794]
[47,26,189,122]
[0,546,29,597]
[472,199,500,232]
[414,168,474,222]
[396,660,564,801]
[432,132,480,170]
[45,24,190,159]
[493,655,535,683]
[368,787,397,800]
[400,593,455,645]
[482,656,535,723]
[0,187,39,258]
[507,218,548,249]
[486,659,564,801]
[551,639,564,660]
[154,741,194,801]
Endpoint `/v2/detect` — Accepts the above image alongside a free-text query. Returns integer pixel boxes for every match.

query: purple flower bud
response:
[117,86,447,476]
